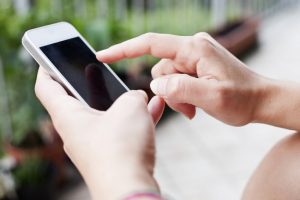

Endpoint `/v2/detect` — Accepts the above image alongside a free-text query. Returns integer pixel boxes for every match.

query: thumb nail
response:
[150,78,168,96]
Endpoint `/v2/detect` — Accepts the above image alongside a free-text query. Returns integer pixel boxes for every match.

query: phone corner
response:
[59,21,73,28]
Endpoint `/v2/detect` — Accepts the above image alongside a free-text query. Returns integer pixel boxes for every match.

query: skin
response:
[242,133,300,200]
[35,68,165,200]
[35,32,300,199]
[97,32,300,130]
[97,32,300,200]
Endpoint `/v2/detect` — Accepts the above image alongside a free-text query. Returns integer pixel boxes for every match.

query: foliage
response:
[0,6,45,147]
[0,0,243,149]
[12,157,51,187]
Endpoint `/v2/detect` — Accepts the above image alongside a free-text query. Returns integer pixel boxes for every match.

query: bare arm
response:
[254,78,300,131]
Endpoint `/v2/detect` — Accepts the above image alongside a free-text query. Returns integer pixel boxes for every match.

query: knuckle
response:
[151,65,160,78]
[196,37,212,50]
[167,75,188,99]
[142,32,156,42]
[194,32,211,39]
[192,33,215,55]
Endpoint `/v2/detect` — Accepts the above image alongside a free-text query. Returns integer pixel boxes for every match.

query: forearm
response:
[254,78,300,131]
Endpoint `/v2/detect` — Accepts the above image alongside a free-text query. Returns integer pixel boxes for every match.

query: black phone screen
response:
[40,37,127,111]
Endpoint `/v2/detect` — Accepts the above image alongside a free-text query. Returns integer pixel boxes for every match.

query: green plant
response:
[0,1,245,149]
[13,157,51,187]
[0,1,130,148]
[0,3,71,147]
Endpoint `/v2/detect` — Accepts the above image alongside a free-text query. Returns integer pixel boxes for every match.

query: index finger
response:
[96,33,185,63]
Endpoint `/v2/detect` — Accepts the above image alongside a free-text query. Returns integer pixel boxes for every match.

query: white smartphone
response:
[22,22,129,110]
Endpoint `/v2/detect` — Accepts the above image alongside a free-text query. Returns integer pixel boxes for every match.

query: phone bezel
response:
[22,21,129,107]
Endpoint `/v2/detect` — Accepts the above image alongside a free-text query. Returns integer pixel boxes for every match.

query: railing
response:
[2,0,297,43]
[11,0,300,15]
[9,0,300,32]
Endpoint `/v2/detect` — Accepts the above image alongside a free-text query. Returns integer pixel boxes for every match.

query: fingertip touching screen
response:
[40,37,127,110]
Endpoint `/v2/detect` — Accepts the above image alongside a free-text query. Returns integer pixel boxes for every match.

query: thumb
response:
[150,74,214,107]
[109,90,148,112]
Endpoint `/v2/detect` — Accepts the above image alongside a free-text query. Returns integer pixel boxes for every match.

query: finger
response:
[97,33,185,63]
[165,101,196,119]
[148,96,165,125]
[109,90,148,112]
[35,67,83,118]
[151,59,180,79]
[150,74,217,107]
[36,67,68,96]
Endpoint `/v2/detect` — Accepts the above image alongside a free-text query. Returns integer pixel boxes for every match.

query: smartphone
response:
[22,22,129,110]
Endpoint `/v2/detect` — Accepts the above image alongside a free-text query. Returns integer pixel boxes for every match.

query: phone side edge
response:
[21,32,90,107]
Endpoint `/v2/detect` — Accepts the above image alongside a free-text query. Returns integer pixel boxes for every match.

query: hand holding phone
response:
[34,67,165,199]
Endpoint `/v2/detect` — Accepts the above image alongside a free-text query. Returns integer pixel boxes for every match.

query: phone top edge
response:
[23,21,78,47]
[23,21,72,36]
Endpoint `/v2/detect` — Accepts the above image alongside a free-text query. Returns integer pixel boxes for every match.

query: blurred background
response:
[0,0,300,199]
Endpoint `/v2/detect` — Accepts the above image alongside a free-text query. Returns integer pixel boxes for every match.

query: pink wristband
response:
[123,192,163,200]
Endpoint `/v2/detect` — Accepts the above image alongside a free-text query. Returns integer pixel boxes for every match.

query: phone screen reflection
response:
[40,37,127,110]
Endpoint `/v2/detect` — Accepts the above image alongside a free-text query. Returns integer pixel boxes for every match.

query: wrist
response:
[251,77,300,130]
[252,77,281,124]
[84,162,159,200]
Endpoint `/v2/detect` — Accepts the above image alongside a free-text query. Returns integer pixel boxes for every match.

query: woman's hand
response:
[97,32,300,131]
[97,33,265,126]
[35,68,165,200]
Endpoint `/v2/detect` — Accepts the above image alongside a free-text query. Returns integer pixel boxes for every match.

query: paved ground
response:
[60,3,300,200]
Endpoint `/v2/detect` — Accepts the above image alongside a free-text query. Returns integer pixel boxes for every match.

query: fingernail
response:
[150,78,168,96]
